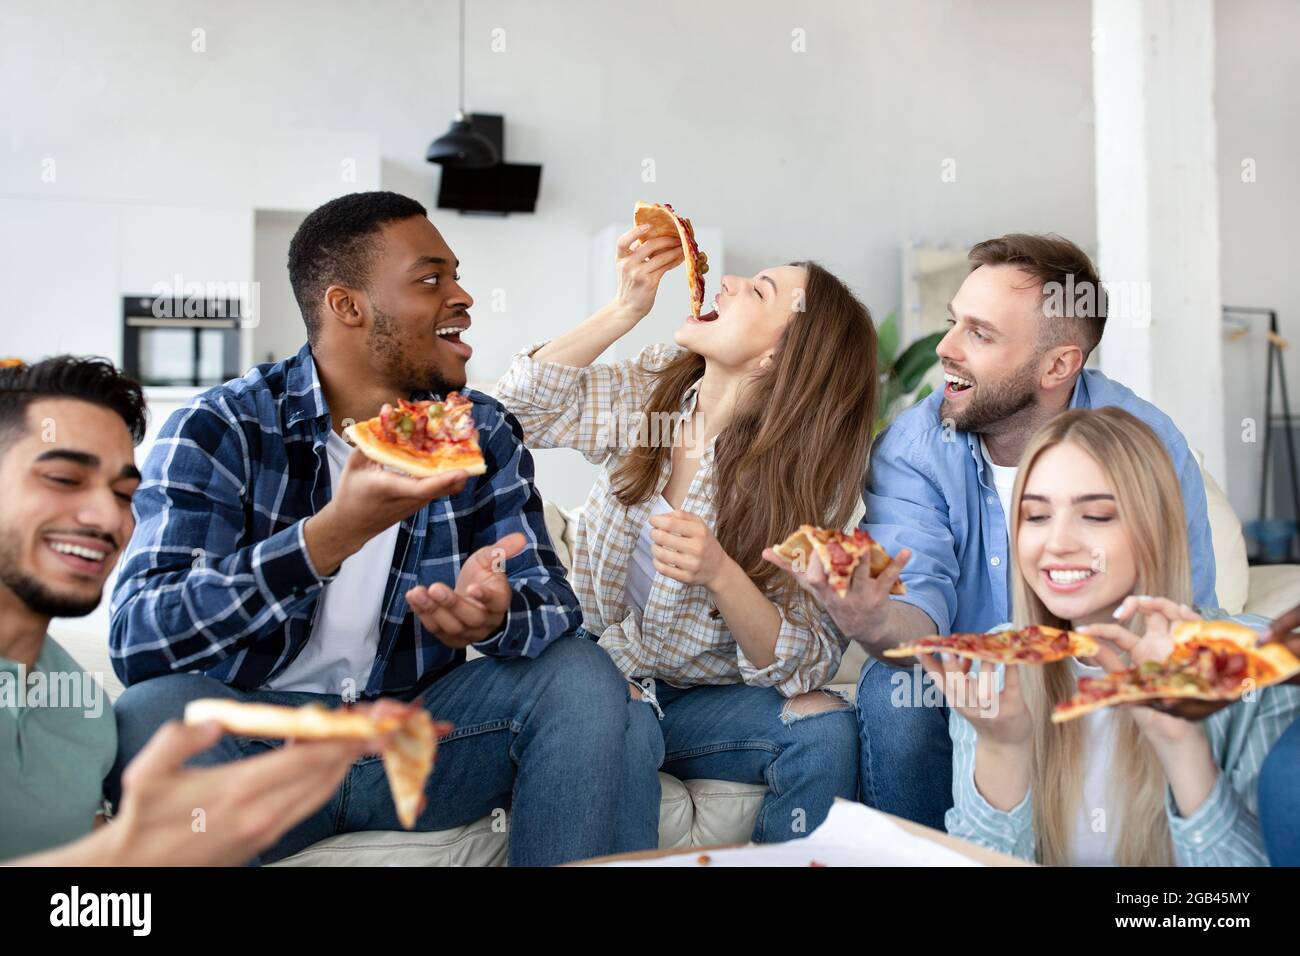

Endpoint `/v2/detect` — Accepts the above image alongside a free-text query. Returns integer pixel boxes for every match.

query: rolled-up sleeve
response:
[492,341,685,464]
[944,693,1036,861]
[734,595,848,696]
[862,425,956,635]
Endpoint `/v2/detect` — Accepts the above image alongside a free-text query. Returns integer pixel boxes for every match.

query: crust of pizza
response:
[1170,619,1300,683]
[344,419,487,478]
[773,525,906,597]
[1171,619,1260,650]
[634,201,707,318]
[1050,683,1209,722]
[183,699,438,829]
[883,625,1100,663]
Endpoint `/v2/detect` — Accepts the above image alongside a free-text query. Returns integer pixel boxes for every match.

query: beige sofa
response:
[55,462,1300,865]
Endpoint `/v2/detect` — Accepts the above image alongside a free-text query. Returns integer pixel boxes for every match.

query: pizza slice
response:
[344,392,486,478]
[884,625,1099,664]
[772,525,906,598]
[183,699,444,829]
[634,201,709,319]
[1051,619,1300,722]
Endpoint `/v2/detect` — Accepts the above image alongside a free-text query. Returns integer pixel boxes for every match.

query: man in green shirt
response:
[0,356,384,866]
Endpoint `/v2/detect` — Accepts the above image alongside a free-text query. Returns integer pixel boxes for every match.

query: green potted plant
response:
[874,312,945,439]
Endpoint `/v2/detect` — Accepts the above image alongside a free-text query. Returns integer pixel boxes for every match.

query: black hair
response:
[288,190,429,345]
[0,356,148,450]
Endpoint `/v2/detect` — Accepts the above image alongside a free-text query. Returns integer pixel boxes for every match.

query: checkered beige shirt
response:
[494,341,847,697]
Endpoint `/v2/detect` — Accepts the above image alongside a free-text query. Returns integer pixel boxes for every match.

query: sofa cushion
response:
[270,816,509,867]
[1198,456,1249,614]
[1245,564,1300,619]
[270,772,703,866]
[683,779,765,846]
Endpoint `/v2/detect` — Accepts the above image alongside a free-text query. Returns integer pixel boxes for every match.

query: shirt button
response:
[991,556,1001,567]
[986,495,996,505]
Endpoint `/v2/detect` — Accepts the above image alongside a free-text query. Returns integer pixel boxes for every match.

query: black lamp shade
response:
[426,117,499,168]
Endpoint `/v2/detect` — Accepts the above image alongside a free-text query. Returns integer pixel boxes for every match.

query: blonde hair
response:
[1008,407,1193,866]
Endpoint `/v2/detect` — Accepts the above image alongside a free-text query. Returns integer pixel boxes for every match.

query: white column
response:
[1092,0,1226,485]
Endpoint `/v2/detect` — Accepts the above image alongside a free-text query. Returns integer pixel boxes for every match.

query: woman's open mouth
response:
[688,310,719,324]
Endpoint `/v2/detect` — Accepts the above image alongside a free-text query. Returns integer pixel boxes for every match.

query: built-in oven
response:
[122,295,243,387]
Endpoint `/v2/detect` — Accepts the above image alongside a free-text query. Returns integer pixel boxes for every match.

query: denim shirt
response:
[109,344,581,695]
[862,369,1218,635]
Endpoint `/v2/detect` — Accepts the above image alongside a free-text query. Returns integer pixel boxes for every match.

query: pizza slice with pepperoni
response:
[773,525,906,598]
[184,699,447,829]
[1052,619,1300,722]
[884,625,1099,664]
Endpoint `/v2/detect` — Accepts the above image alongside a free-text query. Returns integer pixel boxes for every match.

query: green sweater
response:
[1,635,116,859]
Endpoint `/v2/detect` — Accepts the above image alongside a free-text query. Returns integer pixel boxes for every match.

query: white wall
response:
[10,0,1293,517]
[1215,0,1300,525]
[1,0,1101,503]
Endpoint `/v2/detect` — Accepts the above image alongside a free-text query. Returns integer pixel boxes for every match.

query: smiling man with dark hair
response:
[1,357,375,866]
[108,191,661,866]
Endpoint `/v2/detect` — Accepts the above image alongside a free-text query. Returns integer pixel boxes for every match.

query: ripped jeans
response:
[625,677,859,843]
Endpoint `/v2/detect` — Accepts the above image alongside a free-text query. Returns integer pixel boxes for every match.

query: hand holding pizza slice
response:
[184,698,449,829]
[771,525,906,599]
[1051,619,1300,723]
[633,201,709,319]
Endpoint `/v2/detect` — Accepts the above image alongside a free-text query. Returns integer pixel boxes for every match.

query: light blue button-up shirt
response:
[862,368,1218,635]
[945,612,1300,866]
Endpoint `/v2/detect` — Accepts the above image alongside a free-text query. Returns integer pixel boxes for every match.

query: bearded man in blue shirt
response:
[767,233,1218,829]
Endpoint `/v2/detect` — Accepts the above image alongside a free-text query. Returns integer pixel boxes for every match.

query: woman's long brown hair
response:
[610,261,878,614]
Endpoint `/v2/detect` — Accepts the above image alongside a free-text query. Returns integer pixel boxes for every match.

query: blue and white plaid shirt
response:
[109,344,581,695]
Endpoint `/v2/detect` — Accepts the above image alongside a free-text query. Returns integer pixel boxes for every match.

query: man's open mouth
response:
[44,535,114,574]
[434,319,473,359]
[944,371,975,393]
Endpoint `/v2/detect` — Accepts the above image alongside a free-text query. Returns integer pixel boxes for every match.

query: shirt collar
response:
[1067,370,1089,410]
[284,343,332,432]
[682,380,701,414]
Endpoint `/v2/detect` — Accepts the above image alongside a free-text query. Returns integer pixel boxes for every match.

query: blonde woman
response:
[494,223,877,844]
[925,407,1300,865]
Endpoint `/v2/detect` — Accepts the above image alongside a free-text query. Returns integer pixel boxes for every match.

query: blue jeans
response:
[628,679,859,843]
[1259,715,1300,866]
[108,636,661,866]
[856,657,953,830]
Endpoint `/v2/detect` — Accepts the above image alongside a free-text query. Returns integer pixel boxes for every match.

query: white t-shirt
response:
[268,431,400,696]
[979,435,1019,526]
[1068,657,1123,865]
[623,495,674,614]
